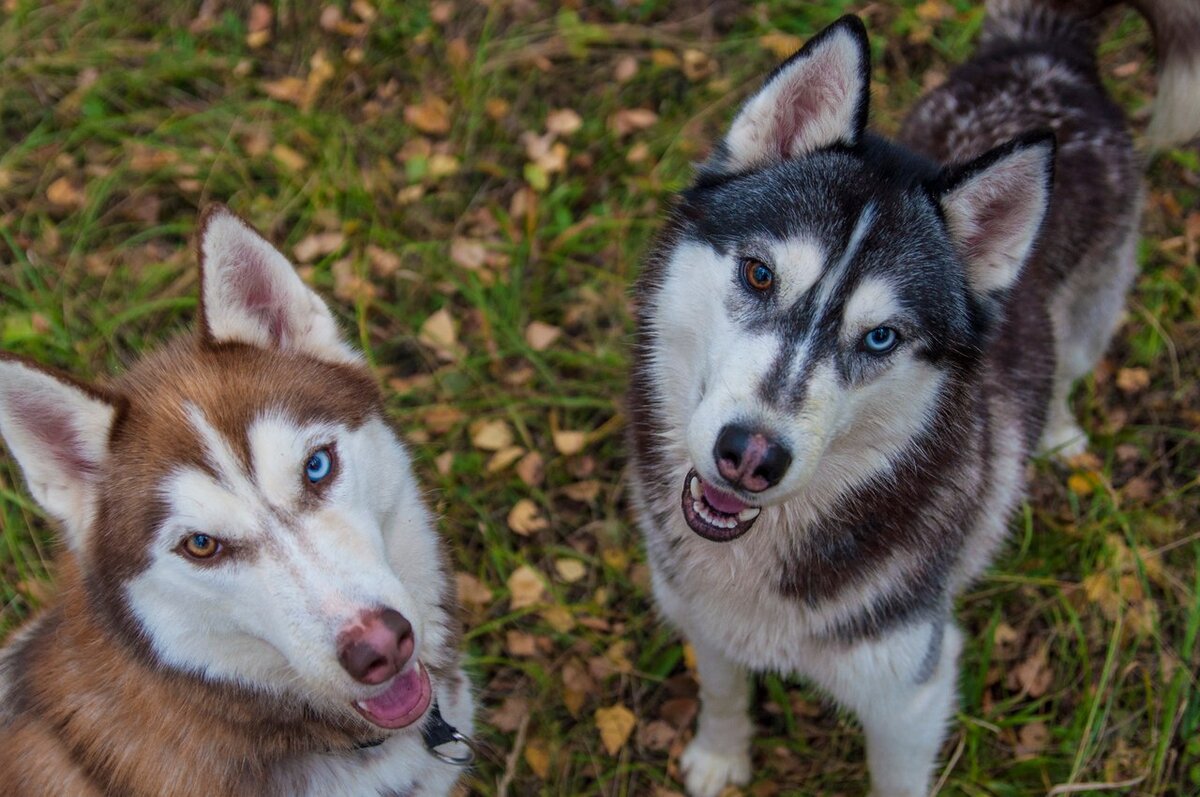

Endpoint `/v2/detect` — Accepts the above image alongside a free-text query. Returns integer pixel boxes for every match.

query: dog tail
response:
[983,0,1200,148]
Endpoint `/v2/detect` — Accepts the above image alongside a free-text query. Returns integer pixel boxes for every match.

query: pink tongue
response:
[360,666,425,724]
[702,481,749,515]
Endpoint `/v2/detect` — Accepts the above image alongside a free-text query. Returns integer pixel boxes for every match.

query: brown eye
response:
[741,258,774,292]
[182,533,221,560]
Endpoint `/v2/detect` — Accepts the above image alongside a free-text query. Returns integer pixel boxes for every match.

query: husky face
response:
[639,17,1053,542]
[0,207,456,734]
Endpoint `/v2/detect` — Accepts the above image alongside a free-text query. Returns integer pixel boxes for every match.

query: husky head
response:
[641,16,1054,542]
[0,206,458,736]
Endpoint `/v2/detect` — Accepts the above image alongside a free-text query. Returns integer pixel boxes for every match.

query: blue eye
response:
[305,448,333,483]
[863,326,899,354]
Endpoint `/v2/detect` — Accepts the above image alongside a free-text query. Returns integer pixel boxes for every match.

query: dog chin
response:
[680,469,763,542]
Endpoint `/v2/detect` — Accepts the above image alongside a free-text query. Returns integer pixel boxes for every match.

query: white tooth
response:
[738,507,760,522]
[689,476,702,500]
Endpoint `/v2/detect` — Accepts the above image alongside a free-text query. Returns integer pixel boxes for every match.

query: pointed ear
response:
[707,15,870,177]
[937,133,1055,295]
[0,355,119,548]
[197,204,361,365]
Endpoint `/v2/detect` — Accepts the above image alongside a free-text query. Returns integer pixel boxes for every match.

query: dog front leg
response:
[679,634,753,797]
[811,619,962,797]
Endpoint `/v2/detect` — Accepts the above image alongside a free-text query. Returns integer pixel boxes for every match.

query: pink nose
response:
[336,608,413,684]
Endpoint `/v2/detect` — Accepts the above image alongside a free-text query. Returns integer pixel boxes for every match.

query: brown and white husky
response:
[0,205,474,796]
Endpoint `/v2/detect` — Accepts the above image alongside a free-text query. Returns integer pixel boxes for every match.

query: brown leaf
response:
[524,321,562,351]
[489,695,529,733]
[614,55,638,83]
[331,258,375,303]
[271,143,308,172]
[659,696,698,729]
[422,405,465,434]
[1015,722,1049,759]
[486,446,525,474]
[450,238,487,270]
[638,719,677,752]
[405,96,451,136]
[507,565,546,610]
[293,231,345,263]
[540,604,576,633]
[562,480,601,502]
[609,108,659,137]
[1115,367,1150,395]
[456,572,493,606]
[434,451,453,475]
[759,32,802,59]
[366,245,402,278]
[507,498,549,536]
[1008,643,1053,698]
[505,630,539,657]
[419,308,461,361]
[47,177,85,209]
[594,704,637,755]
[262,77,306,105]
[516,451,545,486]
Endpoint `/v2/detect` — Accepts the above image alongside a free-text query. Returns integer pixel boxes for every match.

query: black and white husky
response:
[627,1,1199,795]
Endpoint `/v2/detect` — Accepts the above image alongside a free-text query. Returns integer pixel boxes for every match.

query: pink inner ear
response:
[960,184,1028,262]
[227,242,289,346]
[776,61,853,160]
[12,393,98,480]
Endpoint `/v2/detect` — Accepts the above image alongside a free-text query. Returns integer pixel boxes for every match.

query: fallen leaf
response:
[506,630,539,657]
[450,238,487,270]
[562,659,596,715]
[422,405,465,434]
[525,321,562,351]
[681,49,716,81]
[456,572,493,606]
[486,446,525,473]
[490,695,530,733]
[525,738,551,779]
[262,77,306,105]
[540,604,576,633]
[1015,721,1049,759]
[1115,367,1150,395]
[562,480,601,502]
[471,419,513,451]
[1008,643,1053,698]
[272,143,308,172]
[638,719,677,751]
[516,451,545,486]
[485,97,510,120]
[595,704,637,755]
[405,96,451,135]
[46,177,84,209]
[419,308,460,361]
[508,565,546,610]
[614,55,638,82]
[366,245,402,278]
[759,32,802,59]
[555,558,587,583]
[610,108,658,137]
[507,498,549,536]
[434,451,453,476]
[546,108,582,136]
[553,430,587,456]
[331,258,375,303]
[293,231,345,263]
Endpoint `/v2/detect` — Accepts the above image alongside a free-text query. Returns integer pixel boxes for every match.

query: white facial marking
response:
[767,237,826,306]
[841,277,900,341]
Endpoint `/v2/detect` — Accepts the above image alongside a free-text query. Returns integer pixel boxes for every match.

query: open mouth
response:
[353,661,433,729]
[680,468,761,542]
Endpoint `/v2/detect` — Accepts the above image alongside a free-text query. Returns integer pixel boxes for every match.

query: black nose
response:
[713,424,792,493]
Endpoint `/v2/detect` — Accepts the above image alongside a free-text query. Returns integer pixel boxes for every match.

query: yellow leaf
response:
[524,738,551,779]
[507,565,546,610]
[271,143,308,172]
[470,418,513,451]
[404,96,451,136]
[594,704,637,755]
[262,76,306,105]
[1067,471,1100,496]
[46,177,84,208]
[507,498,549,536]
[541,604,576,633]
[759,31,803,60]
[555,558,587,583]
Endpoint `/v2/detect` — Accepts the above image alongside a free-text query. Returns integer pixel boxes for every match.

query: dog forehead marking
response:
[185,403,255,494]
[841,276,900,336]
[814,199,877,314]
[767,237,825,305]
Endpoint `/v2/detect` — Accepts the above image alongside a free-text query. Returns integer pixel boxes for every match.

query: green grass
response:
[1,1,1197,794]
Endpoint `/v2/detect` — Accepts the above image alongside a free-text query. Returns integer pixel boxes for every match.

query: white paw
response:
[680,739,751,797]
[1039,417,1088,459]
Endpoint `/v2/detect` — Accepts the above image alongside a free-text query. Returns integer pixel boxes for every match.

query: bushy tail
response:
[1132,0,1200,148]
[984,0,1200,149]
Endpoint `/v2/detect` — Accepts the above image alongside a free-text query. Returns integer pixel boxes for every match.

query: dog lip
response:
[353,661,433,729]
[680,469,760,542]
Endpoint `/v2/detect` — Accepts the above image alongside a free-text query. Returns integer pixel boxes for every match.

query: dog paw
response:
[679,739,751,797]
[1039,417,1088,460]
